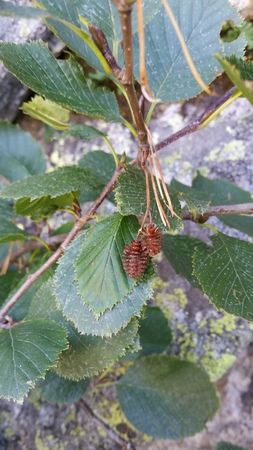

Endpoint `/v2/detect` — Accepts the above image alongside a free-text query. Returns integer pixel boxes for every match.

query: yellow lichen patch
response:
[152,276,168,290]
[201,350,236,382]
[209,314,238,335]
[155,292,173,321]
[166,288,188,308]
[204,139,245,163]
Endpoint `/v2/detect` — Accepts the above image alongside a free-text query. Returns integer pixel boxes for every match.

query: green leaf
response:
[55,234,153,337]
[7,270,53,322]
[78,150,123,203]
[0,272,24,308]
[116,354,219,440]
[55,319,139,380]
[241,20,253,50]
[163,234,209,288]
[170,178,210,215]
[216,55,253,105]
[132,0,244,102]
[0,198,15,221]
[0,120,46,182]
[0,0,48,18]
[75,213,142,316]
[35,371,89,404]
[138,306,173,356]
[193,233,253,321]
[0,42,123,123]
[34,0,107,73]
[115,165,182,231]
[0,166,101,201]
[0,218,28,243]
[0,319,68,402]
[60,124,106,140]
[214,443,248,450]
[14,193,78,219]
[22,96,70,130]
[192,172,253,237]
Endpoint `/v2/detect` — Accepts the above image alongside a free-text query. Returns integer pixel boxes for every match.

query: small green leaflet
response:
[0,218,28,243]
[0,42,123,123]
[163,234,210,289]
[55,234,153,337]
[0,120,46,182]
[193,233,253,321]
[75,213,142,316]
[0,319,68,402]
[35,371,89,404]
[116,354,219,440]
[115,165,182,231]
[0,166,101,201]
[170,178,210,215]
[54,319,139,380]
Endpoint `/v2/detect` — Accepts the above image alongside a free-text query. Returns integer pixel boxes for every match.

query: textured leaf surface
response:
[216,55,253,105]
[0,42,123,122]
[0,319,68,402]
[117,354,219,439]
[75,213,141,316]
[115,165,182,231]
[193,233,253,321]
[55,320,139,380]
[163,234,209,288]
[0,121,46,182]
[55,234,153,337]
[0,166,101,201]
[36,371,89,404]
[0,218,28,243]
[132,0,244,102]
[193,173,253,237]
[0,198,15,221]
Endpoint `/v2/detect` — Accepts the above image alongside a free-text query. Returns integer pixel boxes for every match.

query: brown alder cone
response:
[122,240,149,278]
[140,223,163,256]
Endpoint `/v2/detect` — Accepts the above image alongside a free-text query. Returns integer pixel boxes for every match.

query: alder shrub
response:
[0,0,253,446]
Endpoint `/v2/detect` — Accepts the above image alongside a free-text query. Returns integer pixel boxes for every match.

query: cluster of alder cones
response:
[123,223,163,278]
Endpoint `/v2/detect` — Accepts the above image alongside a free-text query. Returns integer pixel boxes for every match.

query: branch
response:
[155,87,236,152]
[182,203,253,222]
[78,399,137,450]
[114,0,149,164]
[0,165,123,319]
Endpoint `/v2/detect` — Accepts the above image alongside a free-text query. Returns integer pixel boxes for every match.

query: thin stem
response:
[182,203,253,222]
[198,89,242,130]
[155,87,236,152]
[78,399,137,450]
[0,165,123,319]
[102,136,119,167]
[145,102,157,126]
